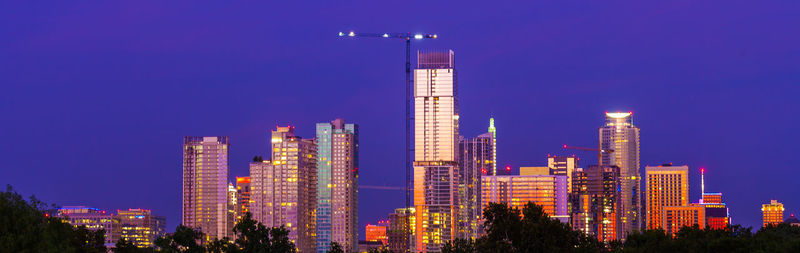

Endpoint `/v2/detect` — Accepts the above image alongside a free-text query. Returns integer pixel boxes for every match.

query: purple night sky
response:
[2,1,799,235]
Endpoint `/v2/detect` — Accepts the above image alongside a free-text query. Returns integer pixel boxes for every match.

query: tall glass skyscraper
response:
[182,136,233,240]
[315,119,359,253]
[599,112,641,235]
[250,127,317,252]
[413,50,459,252]
[457,118,495,239]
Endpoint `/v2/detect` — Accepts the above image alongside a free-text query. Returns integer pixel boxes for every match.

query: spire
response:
[488,117,497,175]
[488,117,496,138]
[701,167,705,203]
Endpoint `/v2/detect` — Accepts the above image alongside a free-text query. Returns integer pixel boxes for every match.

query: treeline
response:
[0,186,297,253]
[5,185,800,252]
[443,202,800,253]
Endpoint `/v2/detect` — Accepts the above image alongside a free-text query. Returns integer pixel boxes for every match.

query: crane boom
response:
[338,30,437,209]
[562,144,614,154]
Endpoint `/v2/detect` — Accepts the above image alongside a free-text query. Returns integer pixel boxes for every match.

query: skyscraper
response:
[645,165,689,230]
[182,136,233,240]
[548,155,578,194]
[700,169,730,230]
[413,50,459,252]
[457,119,494,239]
[388,208,415,253]
[481,174,568,220]
[117,208,166,248]
[250,126,317,252]
[662,204,705,235]
[235,176,251,222]
[316,119,359,253]
[570,165,623,242]
[762,200,784,227]
[599,112,641,234]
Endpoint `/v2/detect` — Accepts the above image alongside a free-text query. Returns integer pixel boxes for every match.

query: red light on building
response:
[505,165,511,171]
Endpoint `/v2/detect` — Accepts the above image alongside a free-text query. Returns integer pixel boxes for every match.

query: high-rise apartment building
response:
[645,165,689,230]
[388,208,415,253]
[570,165,623,242]
[250,126,317,252]
[413,50,459,252]
[600,112,641,234]
[57,206,121,247]
[182,136,233,240]
[316,119,359,253]
[117,208,166,248]
[548,155,578,194]
[235,176,251,222]
[662,204,705,235]
[762,200,784,227]
[481,175,568,220]
[457,119,494,240]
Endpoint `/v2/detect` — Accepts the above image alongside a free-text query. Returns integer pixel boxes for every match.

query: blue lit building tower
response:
[316,119,359,252]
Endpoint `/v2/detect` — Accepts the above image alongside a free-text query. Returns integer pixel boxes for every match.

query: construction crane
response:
[562,144,614,166]
[338,31,438,208]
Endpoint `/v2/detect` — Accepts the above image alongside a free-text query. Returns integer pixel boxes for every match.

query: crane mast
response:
[338,31,437,208]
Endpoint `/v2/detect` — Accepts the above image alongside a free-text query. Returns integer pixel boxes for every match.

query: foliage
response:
[327,241,344,253]
[114,238,155,253]
[0,185,108,253]
[154,225,204,253]
[618,224,800,253]
[152,212,295,253]
[443,202,602,253]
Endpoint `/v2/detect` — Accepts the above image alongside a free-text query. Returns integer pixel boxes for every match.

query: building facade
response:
[645,165,689,230]
[570,165,623,242]
[182,136,233,240]
[117,208,166,248]
[235,176,251,222]
[662,204,705,235]
[599,112,641,234]
[57,206,121,247]
[548,155,578,194]
[365,221,388,245]
[413,50,460,252]
[457,122,494,240]
[316,119,359,253]
[250,126,317,252]
[762,199,784,227]
[388,208,415,253]
[481,175,568,220]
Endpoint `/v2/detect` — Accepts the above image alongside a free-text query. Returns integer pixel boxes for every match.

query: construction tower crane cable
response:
[562,144,615,166]
[337,31,438,208]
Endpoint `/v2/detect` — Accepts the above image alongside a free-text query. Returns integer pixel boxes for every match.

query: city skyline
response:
[2,1,799,239]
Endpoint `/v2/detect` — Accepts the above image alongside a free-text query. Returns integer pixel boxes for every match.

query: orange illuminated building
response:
[235,177,251,222]
[662,204,705,235]
[645,164,689,230]
[762,199,784,227]
[366,221,388,245]
[570,165,622,242]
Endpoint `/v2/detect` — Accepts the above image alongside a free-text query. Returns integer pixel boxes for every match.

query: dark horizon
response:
[2,1,799,236]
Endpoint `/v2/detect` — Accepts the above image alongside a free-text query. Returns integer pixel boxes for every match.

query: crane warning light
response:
[563,144,568,148]
[505,165,511,171]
